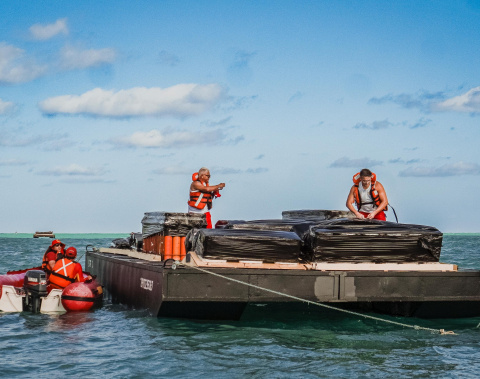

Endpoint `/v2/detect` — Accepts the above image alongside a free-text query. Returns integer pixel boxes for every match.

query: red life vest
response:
[352,172,387,211]
[188,183,213,210]
[49,258,78,289]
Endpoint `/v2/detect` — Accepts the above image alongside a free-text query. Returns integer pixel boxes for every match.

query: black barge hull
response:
[86,250,480,319]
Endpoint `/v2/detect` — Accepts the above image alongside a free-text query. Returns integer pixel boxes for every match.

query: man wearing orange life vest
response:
[188,167,225,228]
[49,247,90,290]
[41,239,65,276]
[346,168,388,221]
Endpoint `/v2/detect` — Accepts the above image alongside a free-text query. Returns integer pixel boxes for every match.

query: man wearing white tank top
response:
[188,167,225,228]
[346,168,388,221]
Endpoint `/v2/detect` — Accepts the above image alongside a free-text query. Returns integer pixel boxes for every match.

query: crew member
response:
[49,247,89,289]
[346,168,388,221]
[188,167,225,228]
[41,239,65,276]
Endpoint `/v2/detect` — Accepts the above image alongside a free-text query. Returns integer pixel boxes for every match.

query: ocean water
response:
[1,234,480,378]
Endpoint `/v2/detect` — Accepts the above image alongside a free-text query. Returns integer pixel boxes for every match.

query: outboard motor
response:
[23,270,48,313]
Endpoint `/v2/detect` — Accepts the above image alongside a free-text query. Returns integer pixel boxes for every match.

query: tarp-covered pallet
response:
[190,229,303,263]
[304,219,443,263]
[142,212,207,258]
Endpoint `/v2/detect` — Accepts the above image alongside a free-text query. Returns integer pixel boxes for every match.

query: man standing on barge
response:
[188,167,225,228]
[346,168,388,221]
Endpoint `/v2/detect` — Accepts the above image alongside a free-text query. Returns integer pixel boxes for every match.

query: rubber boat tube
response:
[0,268,102,313]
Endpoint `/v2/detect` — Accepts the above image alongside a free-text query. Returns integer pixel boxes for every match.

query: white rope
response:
[175,260,456,335]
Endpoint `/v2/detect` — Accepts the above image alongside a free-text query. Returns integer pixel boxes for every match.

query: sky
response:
[1,0,480,233]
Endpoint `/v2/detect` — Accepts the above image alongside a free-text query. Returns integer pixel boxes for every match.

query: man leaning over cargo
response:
[346,168,388,221]
[188,167,225,228]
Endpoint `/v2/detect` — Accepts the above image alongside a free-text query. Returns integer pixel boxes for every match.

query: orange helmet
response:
[65,247,77,259]
[51,239,65,249]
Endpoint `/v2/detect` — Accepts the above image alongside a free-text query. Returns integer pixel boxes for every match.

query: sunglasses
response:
[54,243,62,247]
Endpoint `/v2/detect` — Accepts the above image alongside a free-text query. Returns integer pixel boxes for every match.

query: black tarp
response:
[191,229,303,262]
[305,218,443,263]
[223,219,312,239]
[282,209,354,221]
[111,237,131,249]
[141,212,207,238]
[110,232,143,250]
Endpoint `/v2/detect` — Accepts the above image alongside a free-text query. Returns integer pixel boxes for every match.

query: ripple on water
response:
[2,236,480,378]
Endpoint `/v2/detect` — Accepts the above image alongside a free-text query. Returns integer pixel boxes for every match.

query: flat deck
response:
[86,248,480,319]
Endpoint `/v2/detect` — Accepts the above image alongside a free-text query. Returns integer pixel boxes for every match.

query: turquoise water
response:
[1,235,480,378]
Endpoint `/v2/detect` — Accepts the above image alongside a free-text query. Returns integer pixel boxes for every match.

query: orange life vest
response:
[41,249,58,274]
[49,258,78,289]
[188,172,213,210]
[188,183,213,210]
[352,172,387,211]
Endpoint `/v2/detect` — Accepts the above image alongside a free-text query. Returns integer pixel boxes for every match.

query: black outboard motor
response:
[23,270,48,313]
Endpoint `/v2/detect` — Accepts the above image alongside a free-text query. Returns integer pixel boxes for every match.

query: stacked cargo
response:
[191,229,303,263]
[139,209,444,264]
[142,212,207,260]
[304,219,443,263]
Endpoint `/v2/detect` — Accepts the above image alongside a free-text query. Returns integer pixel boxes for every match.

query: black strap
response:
[50,271,75,283]
[61,295,96,302]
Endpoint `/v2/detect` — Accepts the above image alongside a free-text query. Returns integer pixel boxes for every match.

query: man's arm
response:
[346,186,365,219]
[191,181,225,193]
[367,182,388,219]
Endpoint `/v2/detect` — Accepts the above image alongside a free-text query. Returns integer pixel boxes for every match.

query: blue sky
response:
[1,1,480,233]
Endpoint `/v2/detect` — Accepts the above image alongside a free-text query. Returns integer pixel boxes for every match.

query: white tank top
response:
[359,184,376,213]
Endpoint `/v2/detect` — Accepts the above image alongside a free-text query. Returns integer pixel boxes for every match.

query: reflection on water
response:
[45,312,97,331]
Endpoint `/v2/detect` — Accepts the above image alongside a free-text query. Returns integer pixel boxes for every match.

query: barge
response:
[33,231,55,238]
[85,210,480,320]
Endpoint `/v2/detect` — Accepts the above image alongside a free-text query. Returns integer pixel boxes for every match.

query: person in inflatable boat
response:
[41,239,65,276]
[188,167,225,228]
[49,247,91,290]
[346,168,388,221]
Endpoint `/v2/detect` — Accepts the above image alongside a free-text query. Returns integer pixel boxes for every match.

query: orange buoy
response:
[61,281,102,312]
[172,236,181,261]
[164,236,173,260]
[180,237,186,260]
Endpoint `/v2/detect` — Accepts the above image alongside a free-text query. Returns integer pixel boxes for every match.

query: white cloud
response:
[0,130,70,148]
[353,119,392,130]
[0,159,28,166]
[211,166,268,175]
[330,157,383,168]
[29,18,68,40]
[154,165,268,175]
[434,86,480,113]
[0,98,15,114]
[60,45,116,69]
[0,42,46,84]
[39,84,227,117]
[245,167,268,173]
[399,161,480,177]
[39,164,106,176]
[113,128,227,148]
[153,166,194,175]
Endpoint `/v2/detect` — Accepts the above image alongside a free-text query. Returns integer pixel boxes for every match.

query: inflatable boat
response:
[0,267,103,313]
